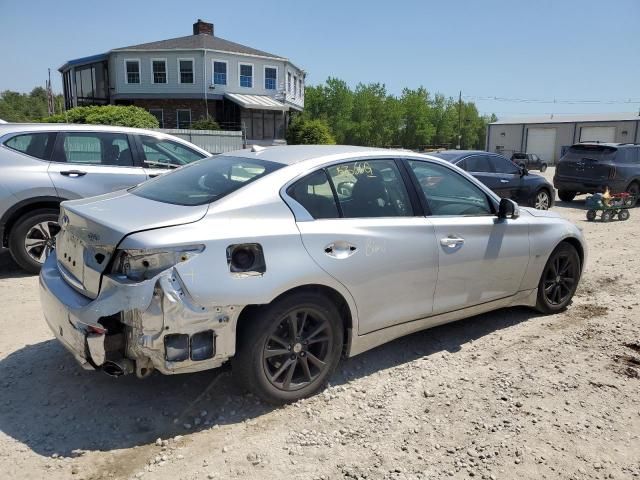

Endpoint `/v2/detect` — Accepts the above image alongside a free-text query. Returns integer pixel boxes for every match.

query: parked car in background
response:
[554,143,640,204]
[39,145,585,404]
[511,152,548,172]
[0,124,209,272]
[431,150,555,210]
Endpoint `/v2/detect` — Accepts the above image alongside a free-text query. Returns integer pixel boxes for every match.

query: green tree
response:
[45,105,159,128]
[0,88,63,122]
[287,117,335,145]
[190,117,221,130]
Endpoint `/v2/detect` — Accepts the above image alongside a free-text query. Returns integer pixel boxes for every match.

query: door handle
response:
[60,170,87,177]
[440,236,465,248]
[324,241,357,259]
[149,173,160,178]
[500,179,509,183]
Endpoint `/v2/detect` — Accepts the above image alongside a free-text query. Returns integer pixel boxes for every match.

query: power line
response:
[463,95,640,105]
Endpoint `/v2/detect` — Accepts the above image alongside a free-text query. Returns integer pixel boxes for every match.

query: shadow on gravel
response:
[0,306,538,456]
[0,251,33,280]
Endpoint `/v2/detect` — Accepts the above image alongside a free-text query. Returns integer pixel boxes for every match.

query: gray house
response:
[487,112,640,164]
[59,19,305,143]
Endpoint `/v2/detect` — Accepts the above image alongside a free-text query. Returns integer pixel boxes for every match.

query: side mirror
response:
[520,166,529,177]
[498,198,520,219]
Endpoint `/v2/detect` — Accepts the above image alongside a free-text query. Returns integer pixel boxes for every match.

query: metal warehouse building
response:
[486,112,640,164]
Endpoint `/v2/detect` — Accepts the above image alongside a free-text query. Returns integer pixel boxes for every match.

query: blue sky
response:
[1,0,638,118]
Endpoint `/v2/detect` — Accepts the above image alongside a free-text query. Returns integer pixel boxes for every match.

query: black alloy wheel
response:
[233,292,343,404]
[536,243,581,313]
[262,307,333,392]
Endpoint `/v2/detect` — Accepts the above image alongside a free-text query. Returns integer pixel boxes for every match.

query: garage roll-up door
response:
[526,128,557,163]
[579,126,615,143]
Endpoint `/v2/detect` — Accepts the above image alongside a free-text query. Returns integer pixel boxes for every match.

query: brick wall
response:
[131,99,217,128]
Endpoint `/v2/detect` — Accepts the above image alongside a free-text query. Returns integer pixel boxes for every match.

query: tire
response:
[535,242,581,314]
[232,292,343,404]
[586,209,597,221]
[601,211,612,222]
[533,189,551,210]
[619,209,630,221]
[558,190,576,202]
[626,182,639,207]
[540,163,548,172]
[8,209,60,274]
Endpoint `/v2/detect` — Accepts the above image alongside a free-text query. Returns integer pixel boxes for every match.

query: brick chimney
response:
[193,19,214,36]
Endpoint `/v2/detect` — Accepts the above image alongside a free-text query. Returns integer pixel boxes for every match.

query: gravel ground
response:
[0,167,639,480]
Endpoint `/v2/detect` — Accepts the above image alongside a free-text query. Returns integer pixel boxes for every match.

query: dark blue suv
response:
[554,143,640,204]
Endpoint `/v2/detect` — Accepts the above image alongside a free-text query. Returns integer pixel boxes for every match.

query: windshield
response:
[131,156,284,206]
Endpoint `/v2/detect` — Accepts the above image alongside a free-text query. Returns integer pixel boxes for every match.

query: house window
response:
[179,59,194,84]
[299,78,303,97]
[287,72,292,93]
[213,61,227,85]
[176,109,191,129]
[125,60,140,84]
[264,67,277,90]
[239,64,253,88]
[293,75,297,97]
[151,59,167,84]
[149,109,164,127]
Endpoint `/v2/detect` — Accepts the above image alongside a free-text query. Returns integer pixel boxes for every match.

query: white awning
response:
[224,93,289,111]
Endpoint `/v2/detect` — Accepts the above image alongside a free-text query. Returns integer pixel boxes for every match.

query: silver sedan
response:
[39,145,586,404]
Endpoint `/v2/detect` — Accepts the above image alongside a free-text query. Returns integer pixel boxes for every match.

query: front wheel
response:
[533,189,551,210]
[619,209,630,221]
[586,209,597,221]
[558,190,576,202]
[535,243,581,314]
[8,209,60,274]
[233,292,343,404]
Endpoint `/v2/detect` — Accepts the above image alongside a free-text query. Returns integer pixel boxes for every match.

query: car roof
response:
[572,142,638,149]
[223,145,436,167]
[0,123,210,154]
[430,149,498,160]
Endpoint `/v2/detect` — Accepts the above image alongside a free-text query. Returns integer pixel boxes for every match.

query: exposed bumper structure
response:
[39,251,241,376]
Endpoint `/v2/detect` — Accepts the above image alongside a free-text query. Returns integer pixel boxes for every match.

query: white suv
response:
[0,123,209,272]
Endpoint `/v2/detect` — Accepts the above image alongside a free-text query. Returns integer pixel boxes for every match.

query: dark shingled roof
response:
[112,33,284,59]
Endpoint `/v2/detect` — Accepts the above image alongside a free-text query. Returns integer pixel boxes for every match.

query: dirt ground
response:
[0,167,638,480]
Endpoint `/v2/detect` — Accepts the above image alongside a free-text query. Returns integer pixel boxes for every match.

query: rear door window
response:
[287,170,340,219]
[55,132,134,166]
[4,132,57,160]
[326,159,413,218]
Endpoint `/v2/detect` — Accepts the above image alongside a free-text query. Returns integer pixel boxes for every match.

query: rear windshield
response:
[131,156,283,206]
[563,145,617,162]
[430,152,461,162]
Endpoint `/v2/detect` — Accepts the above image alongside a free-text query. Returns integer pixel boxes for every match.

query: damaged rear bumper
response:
[39,250,241,376]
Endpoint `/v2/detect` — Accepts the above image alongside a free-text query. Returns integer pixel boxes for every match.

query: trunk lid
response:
[556,144,617,181]
[56,190,208,298]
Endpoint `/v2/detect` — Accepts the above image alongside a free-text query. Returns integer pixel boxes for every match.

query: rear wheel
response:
[586,209,597,221]
[535,243,581,314]
[558,190,576,202]
[8,209,60,274]
[626,182,639,206]
[601,211,612,222]
[540,163,548,172]
[233,292,343,404]
[533,189,551,210]
[619,209,630,221]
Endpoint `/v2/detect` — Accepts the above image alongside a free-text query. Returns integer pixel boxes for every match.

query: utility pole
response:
[457,90,462,149]
[46,68,55,116]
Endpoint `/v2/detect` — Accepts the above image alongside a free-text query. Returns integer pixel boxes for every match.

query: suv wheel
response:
[233,292,343,404]
[626,182,639,206]
[558,190,576,202]
[534,189,551,210]
[9,209,60,274]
